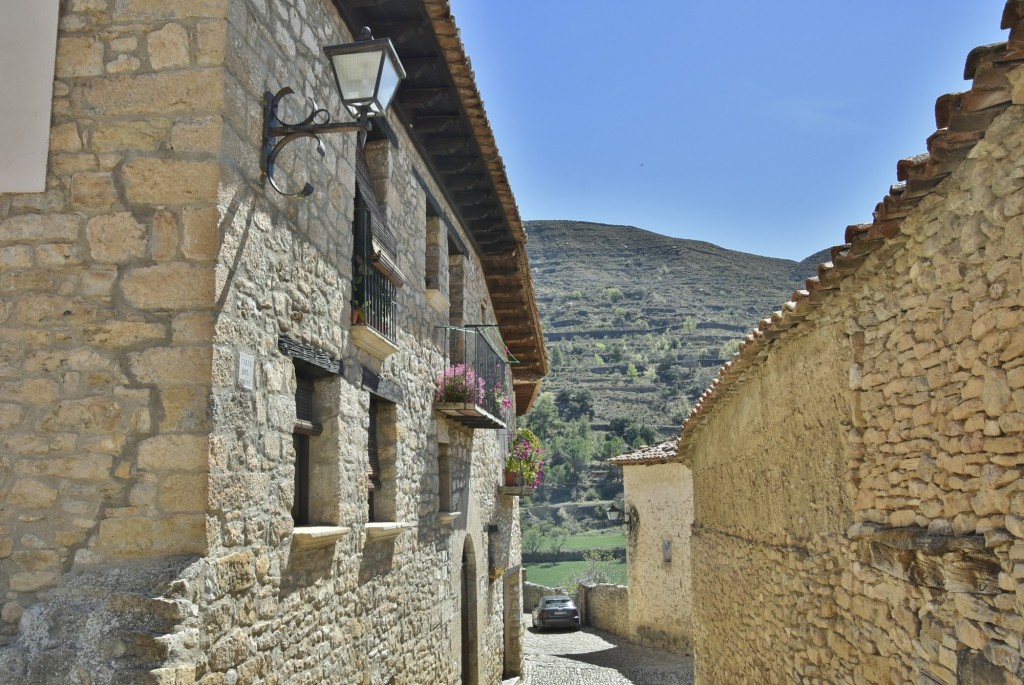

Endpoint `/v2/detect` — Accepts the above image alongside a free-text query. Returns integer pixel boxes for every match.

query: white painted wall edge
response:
[0,1,60,193]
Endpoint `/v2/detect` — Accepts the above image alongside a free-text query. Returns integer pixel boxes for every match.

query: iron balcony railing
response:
[435,325,511,429]
[352,207,397,343]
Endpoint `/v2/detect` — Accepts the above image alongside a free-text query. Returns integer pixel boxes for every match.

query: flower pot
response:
[504,470,524,487]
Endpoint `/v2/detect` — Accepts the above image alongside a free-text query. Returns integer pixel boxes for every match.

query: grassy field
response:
[524,559,628,588]
[561,530,626,550]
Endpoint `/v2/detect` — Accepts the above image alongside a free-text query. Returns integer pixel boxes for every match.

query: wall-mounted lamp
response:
[262,27,407,197]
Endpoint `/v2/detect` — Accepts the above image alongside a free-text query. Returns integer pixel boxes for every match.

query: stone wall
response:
[523,581,565,613]
[684,38,1024,685]
[689,318,852,682]
[623,462,693,654]
[575,583,629,638]
[0,1,526,683]
[0,0,224,664]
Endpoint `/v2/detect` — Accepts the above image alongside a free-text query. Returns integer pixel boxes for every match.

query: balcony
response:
[434,325,511,430]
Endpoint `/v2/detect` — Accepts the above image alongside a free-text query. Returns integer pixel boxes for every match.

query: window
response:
[438,444,452,513]
[448,253,465,327]
[292,372,321,526]
[279,338,349,550]
[367,396,381,521]
[367,395,397,523]
[365,394,409,540]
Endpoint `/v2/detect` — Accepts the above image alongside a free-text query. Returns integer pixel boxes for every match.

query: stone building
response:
[0,1,547,683]
[609,440,693,655]
[673,2,1024,683]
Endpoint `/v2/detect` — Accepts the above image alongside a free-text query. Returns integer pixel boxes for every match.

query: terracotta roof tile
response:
[677,2,1022,452]
[608,439,680,467]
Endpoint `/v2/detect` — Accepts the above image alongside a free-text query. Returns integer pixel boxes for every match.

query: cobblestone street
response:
[519,615,694,685]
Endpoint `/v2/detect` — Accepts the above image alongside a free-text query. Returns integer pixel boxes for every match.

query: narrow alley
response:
[518,616,694,685]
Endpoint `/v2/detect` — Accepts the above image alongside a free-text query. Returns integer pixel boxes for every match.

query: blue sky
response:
[447,1,1009,261]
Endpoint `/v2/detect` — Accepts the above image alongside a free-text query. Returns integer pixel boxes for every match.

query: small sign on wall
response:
[238,352,255,390]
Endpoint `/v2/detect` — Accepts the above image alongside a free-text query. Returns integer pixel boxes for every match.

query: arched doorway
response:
[461,536,478,685]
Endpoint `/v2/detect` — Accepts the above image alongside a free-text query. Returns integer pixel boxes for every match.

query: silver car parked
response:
[531,595,581,631]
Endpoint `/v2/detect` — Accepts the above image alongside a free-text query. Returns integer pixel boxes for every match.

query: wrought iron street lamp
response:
[262,27,407,197]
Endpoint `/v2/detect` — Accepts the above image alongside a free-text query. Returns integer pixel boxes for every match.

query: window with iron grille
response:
[352,152,404,343]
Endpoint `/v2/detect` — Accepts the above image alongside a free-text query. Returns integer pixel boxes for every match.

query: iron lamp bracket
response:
[261,87,371,197]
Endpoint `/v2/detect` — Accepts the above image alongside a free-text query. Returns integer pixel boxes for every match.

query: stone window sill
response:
[365,522,411,541]
[351,325,399,360]
[292,525,351,551]
[439,511,461,525]
[426,288,449,314]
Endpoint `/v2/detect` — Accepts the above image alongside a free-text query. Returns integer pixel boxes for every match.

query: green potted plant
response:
[504,428,544,487]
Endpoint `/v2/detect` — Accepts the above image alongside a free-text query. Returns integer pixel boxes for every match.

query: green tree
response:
[523,526,544,555]
[524,392,561,440]
[547,525,569,554]
[604,287,623,302]
[563,551,620,593]
[555,388,594,421]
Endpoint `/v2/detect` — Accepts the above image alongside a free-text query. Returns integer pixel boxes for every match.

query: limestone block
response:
[216,551,256,593]
[208,628,250,671]
[148,23,190,70]
[15,455,113,481]
[11,550,60,571]
[0,246,33,269]
[1,602,23,625]
[182,207,220,260]
[56,36,104,77]
[0,214,80,243]
[97,517,155,557]
[152,211,179,260]
[36,243,83,267]
[8,480,58,509]
[171,118,223,154]
[172,312,215,343]
[87,213,147,263]
[121,158,220,205]
[71,173,118,211]
[196,20,227,66]
[138,434,209,472]
[122,263,214,310]
[159,473,208,512]
[152,515,206,553]
[92,120,171,152]
[158,386,211,431]
[0,403,25,430]
[51,123,83,152]
[9,572,60,592]
[0,539,12,558]
[40,397,123,433]
[114,0,229,20]
[106,55,142,74]
[83,321,167,348]
[82,70,224,116]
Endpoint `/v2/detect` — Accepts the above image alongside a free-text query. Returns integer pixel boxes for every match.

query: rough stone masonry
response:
[0,1,541,683]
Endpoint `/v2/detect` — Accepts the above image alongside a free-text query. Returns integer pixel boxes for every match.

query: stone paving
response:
[520,615,694,685]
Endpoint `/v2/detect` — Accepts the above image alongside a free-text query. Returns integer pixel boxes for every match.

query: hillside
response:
[524,219,829,438]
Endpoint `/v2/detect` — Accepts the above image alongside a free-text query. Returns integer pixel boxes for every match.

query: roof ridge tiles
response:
[676,0,1022,451]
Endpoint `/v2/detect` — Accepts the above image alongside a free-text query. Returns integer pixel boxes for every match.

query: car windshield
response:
[543,597,572,607]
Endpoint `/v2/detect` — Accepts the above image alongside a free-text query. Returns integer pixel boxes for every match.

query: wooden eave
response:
[333,0,548,413]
